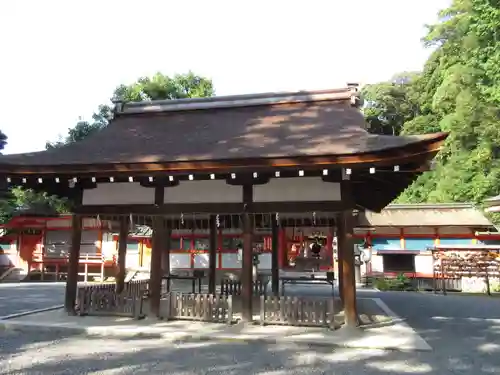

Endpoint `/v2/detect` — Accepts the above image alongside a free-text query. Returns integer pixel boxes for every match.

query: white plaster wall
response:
[83,178,342,205]
[370,254,384,274]
[415,255,434,274]
[80,230,99,255]
[83,183,155,205]
[258,253,272,269]
[171,254,191,269]
[126,252,140,269]
[222,253,241,268]
[254,178,340,202]
[0,251,18,266]
[46,218,101,228]
[101,235,116,261]
[193,253,219,268]
[164,180,241,204]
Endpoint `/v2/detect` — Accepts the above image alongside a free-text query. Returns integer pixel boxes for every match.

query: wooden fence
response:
[161,292,233,324]
[77,279,149,318]
[220,278,267,296]
[260,295,336,328]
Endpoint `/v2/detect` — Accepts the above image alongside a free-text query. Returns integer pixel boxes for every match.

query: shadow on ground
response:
[0,324,499,374]
[2,284,500,373]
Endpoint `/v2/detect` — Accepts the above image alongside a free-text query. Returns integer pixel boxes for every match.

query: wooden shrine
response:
[0,86,447,327]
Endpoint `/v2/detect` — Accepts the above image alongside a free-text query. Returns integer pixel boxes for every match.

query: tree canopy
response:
[362,0,500,214]
[3,1,500,223]
[0,130,7,153]
[46,72,214,149]
[0,72,214,224]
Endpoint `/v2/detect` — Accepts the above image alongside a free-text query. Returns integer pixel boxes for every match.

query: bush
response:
[374,274,415,291]
[490,280,500,293]
[373,278,391,291]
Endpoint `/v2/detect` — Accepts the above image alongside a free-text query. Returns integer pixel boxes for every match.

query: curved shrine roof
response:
[0,87,447,174]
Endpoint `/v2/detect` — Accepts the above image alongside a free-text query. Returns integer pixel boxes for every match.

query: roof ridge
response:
[115,85,360,115]
[385,203,476,210]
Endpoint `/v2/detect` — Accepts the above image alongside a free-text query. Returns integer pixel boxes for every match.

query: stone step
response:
[0,267,27,282]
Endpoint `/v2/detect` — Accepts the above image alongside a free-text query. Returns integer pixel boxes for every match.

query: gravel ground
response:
[0,283,65,317]
[1,285,500,374]
[0,325,499,375]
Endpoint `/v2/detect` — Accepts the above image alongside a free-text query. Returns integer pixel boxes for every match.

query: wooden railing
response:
[30,253,111,282]
[260,295,336,328]
[76,279,149,318]
[220,278,267,296]
[161,292,233,324]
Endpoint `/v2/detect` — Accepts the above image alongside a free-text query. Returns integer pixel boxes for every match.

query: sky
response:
[0,0,450,155]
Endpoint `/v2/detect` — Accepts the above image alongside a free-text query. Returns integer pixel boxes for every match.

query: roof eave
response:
[0,132,448,176]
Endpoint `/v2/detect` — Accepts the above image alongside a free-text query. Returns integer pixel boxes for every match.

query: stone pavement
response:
[0,296,431,351]
[0,282,65,317]
[3,289,500,374]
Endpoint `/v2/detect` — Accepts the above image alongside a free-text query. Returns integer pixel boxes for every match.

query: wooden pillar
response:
[150,216,165,318]
[340,210,359,327]
[278,228,287,268]
[208,214,217,294]
[64,214,82,315]
[163,226,171,277]
[327,226,334,269]
[150,185,165,318]
[336,213,345,302]
[116,216,128,294]
[241,184,254,322]
[271,215,280,295]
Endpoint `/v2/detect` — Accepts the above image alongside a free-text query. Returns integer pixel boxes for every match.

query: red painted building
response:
[0,203,496,281]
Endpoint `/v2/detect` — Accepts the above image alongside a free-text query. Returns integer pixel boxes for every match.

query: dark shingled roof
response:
[0,87,446,171]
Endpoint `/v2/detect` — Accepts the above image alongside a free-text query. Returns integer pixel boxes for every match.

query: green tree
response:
[365,0,500,213]
[46,72,214,148]
[361,72,421,136]
[0,131,71,223]
[0,130,7,153]
[0,187,71,224]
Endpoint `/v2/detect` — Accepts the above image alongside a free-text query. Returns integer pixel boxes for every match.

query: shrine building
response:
[0,86,447,327]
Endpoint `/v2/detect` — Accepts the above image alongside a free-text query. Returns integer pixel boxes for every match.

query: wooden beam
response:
[140,178,179,188]
[226,175,270,186]
[241,184,254,322]
[208,215,217,294]
[271,215,280,296]
[154,183,165,205]
[64,214,82,315]
[116,216,129,294]
[74,201,346,215]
